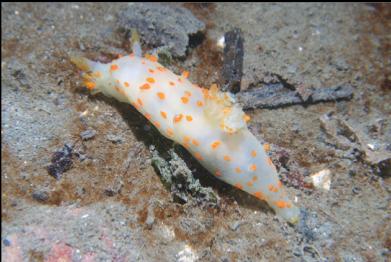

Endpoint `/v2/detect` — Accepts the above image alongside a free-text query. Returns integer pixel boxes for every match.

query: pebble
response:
[229,221,241,231]
[80,129,96,141]
[32,190,49,202]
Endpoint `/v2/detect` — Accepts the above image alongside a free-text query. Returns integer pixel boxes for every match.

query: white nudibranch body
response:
[72,53,300,224]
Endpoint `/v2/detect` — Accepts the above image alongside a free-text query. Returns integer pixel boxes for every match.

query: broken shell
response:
[308,169,331,191]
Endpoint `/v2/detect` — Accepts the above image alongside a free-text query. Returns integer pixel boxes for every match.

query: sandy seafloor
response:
[1,3,390,262]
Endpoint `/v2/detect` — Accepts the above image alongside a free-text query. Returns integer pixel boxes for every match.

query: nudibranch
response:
[71,45,300,224]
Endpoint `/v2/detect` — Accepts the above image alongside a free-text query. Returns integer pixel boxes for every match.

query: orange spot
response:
[252,176,258,181]
[215,170,222,177]
[167,128,174,137]
[186,115,193,122]
[181,97,189,104]
[129,53,135,58]
[254,191,266,200]
[277,181,283,188]
[124,82,130,87]
[196,100,204,107]
[250,164,257,171]
[223,107,231,115]
[202,89,209,99]
[183,136,191,143]
[157,92,165,100]
[194,152,203,160]
[243,114,251,122]
[234,183,243,190]
[140,83,151,90]
[148,68,155,73]
[157,66,166,72]
[182,70,190,78]
[141,60,146,65]
[169,81,175,86]
[268,184,278,193]
[147,54,158,62]
[137,98,143,106]
[85,82,96,90]
[93,71,102,78]
[192,139,199,146]
[211,141,221,149]
[110,64,119,71]
[267,158,273,166]
[184,91,192,97]
[160,111,167,119]
[174,114,183,123]
[145,113,152,120]
[115,79,120,84]
[235,167,242,174]
[153,121,161,128]
[275,201,289,208]
[223,155,231,162]
[247,181,253,187]
[251,150,257,157]
[146,77,155,84]
[263,143,271,152]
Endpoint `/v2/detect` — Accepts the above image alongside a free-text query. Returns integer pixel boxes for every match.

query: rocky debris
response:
[46,144,74,180]
[80,129,96,141]
[145,203,156,230]
[31,190,49,203]
[150,145,219,207]
[118,3,205,57]
[221,28,244,94]
[320,112,391,176]
[106,133,124,144]
[237,83,354,110]
[229,221,242,231]
[104,176,123,197]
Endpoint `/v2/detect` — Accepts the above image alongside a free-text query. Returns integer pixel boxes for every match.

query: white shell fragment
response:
[309,169,331,191]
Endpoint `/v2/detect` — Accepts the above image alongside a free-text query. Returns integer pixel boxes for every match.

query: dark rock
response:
[118,3,205,57]
[47,144,73,180]
[32,191,49,202]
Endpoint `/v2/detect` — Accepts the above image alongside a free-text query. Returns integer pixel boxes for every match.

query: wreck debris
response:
[320,112,391,175]
[221,28,244,94]
[47,144,74,180]
[237,83,354,110]
[150,145,219,207]
[118,3,205,57]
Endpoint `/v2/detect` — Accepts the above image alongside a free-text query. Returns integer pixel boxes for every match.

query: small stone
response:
[106,133,123,144]
[47,144,73,180]
[80,129,96,141]
[145,214,155,230]
[32,190,49,202]
[229,221,241,231]
[3,238,11,246]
